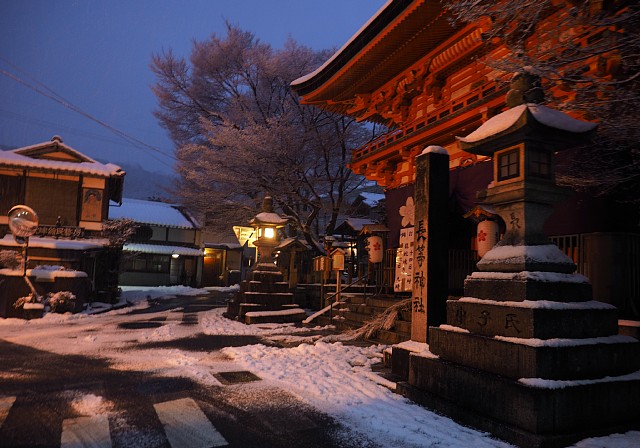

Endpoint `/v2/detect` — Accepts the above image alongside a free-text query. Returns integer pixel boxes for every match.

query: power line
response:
[0,108,139,147]
[0,58,176,169]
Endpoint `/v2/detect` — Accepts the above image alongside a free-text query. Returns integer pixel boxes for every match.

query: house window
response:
[528,149,551,178]
[125,254,170,273]
[498,149,520,181]
[149,255,170,273]
[167,228,195,244]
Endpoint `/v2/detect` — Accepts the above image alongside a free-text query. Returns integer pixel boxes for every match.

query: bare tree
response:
[150,25,373,251]
[446,0,640,202]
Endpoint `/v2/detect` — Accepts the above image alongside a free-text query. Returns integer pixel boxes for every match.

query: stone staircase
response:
[314,292,412,345]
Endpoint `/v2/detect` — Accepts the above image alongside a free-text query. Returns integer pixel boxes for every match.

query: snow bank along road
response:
[0,287,638,447]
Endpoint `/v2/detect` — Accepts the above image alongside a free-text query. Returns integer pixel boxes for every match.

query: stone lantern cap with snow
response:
[249,196,288,265]
[457,103,597,188]
[457,72,598,273]
[249,196,288,244]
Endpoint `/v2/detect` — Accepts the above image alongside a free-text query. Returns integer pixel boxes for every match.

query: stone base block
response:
[429,327,640,380]
[403,353,640,447]
[243,280,290,293]
[244,307,306,324]
[464,277,592,302]
[248,263,285,283]
[447,299,618,339]
[390,346,411,380]
[241,291,294,306]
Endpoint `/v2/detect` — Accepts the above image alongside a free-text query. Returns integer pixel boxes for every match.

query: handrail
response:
[302,273,369,325]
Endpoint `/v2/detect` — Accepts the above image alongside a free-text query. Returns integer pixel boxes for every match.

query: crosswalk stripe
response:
[0,396,16,429]
[154,397,227,448]
[61,415,111,448]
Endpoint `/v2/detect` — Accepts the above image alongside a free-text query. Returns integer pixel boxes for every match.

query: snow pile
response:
[469,271,589,283]
[120,285,210,302]
[201,308,325,337]
[0,265,88,279]
[221,341,511,448]
[64,392,114,416]
[571,431,640,448]
[494,334,637,348]
[519,370,640,390]
[0,235,109,250]
[458,297,615,310]
[480,244,575,266]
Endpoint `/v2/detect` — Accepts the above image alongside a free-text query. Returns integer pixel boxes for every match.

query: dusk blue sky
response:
[0,1,386,175]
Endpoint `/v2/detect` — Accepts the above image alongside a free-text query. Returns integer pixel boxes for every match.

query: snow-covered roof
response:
[0,235,108,250]
[338,218,377,232]
[0,136,124,177]
[359,192,385,207]
[123,243,204,257]
[109,198,198,229]
[275,237,312,251]
[204,242,243,250]
[457,104,598,144]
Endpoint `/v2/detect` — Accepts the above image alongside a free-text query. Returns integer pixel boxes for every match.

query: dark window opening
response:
[528,149,551,178]
[124,254,171,273]
[498,149,520,181]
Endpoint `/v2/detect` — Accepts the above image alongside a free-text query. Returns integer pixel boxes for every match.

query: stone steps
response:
[313,293,411,345]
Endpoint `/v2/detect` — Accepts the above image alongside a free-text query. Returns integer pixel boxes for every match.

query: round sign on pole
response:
[8,205,39,238]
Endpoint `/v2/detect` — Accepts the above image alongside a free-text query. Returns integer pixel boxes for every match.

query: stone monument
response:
[395,73,640,447]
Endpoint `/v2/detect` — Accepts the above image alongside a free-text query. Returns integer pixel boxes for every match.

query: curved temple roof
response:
[291,0,458,116]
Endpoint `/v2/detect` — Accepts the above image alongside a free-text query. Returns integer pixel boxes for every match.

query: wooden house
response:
[109,198,204,287]
[0,135,125,298]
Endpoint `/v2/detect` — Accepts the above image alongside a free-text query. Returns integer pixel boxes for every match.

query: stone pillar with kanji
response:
[410,146,449,343]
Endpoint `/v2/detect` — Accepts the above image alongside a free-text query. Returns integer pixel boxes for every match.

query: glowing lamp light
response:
[172,253,180,259]
[263,227,275,239]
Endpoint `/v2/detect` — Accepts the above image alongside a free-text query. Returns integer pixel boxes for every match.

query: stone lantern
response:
[394,72,640,447]
[249,196,288,267]
[224,196,305,324]
[457,72,597,273]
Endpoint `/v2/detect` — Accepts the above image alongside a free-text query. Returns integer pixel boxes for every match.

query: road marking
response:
[61,415,111,448]
[0,396,16,428]
[154,397,227,447]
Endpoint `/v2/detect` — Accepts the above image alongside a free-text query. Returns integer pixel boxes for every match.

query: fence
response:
[374,248,478,295]
[550,232,640,318]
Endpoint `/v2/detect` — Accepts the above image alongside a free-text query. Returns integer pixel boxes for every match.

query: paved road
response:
[0,292,376,448]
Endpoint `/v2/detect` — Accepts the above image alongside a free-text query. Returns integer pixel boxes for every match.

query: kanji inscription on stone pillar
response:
[411,146,449,343]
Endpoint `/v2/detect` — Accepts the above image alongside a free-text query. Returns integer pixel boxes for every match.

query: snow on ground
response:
[221,339,510,448]
[1,285,639,447]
